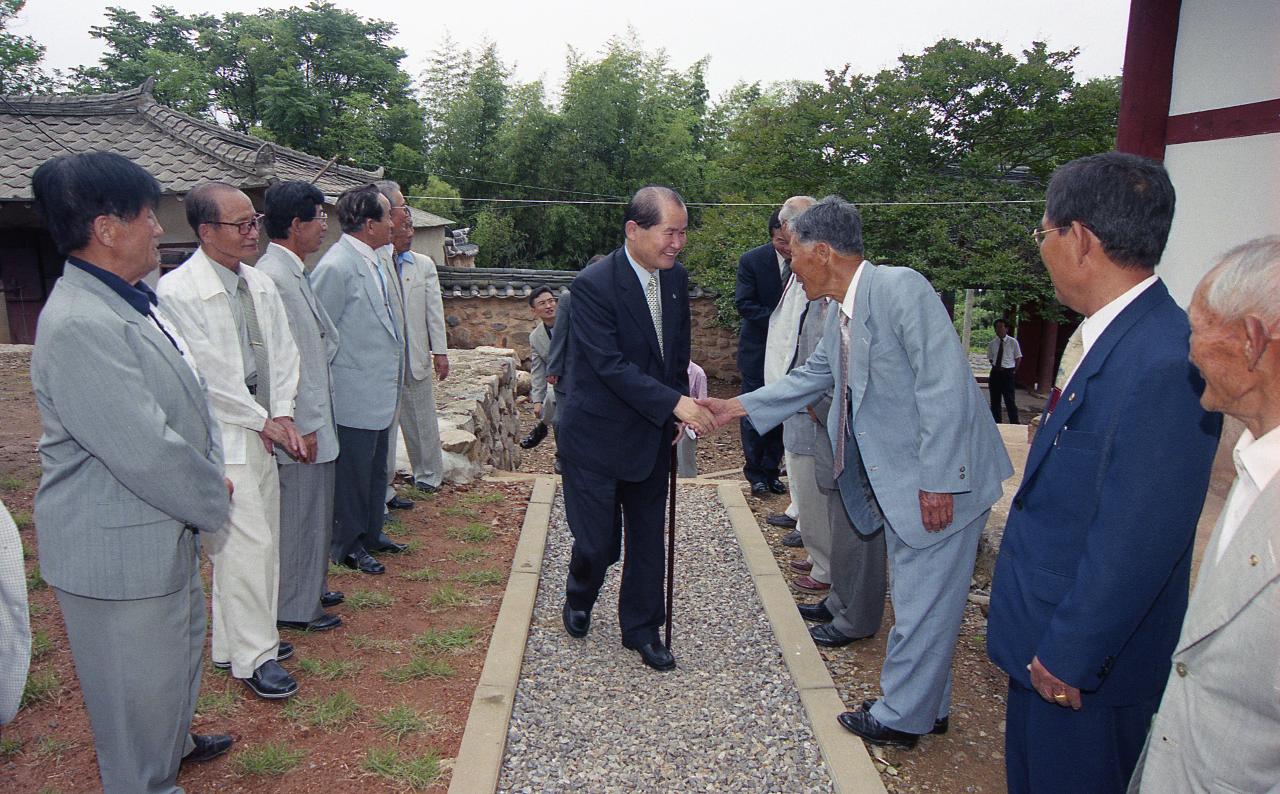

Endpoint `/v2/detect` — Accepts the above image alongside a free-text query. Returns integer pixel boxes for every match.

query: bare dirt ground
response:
[516,378,1009,793]
[1,348,527,793]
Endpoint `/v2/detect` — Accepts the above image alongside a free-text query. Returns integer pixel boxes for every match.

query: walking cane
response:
[664,439,678,649]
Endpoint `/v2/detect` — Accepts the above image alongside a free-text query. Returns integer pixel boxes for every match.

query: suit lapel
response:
[846,263,874,411]
[615,250,663,364]
[345,238,397,339]
[1177,477,1280,652]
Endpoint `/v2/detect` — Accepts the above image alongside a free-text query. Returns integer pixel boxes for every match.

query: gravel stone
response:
[498,486,835,792]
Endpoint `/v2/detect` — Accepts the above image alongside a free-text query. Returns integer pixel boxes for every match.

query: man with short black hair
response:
[987,319,1022,423]
[986,152,1221,794]
[522,285,558,450]
[310,185,404,575]
[159,181,304,700]
[256,180,344,631]
[30,151,233,792]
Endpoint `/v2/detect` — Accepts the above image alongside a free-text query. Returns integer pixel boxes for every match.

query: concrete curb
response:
[448,476,556,794]
[718,482,888,794]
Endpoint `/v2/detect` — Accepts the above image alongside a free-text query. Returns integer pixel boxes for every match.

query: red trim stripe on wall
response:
[1166,98,1280,145]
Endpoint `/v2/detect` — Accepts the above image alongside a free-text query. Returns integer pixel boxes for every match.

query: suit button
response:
[959,474,965,479]
[960,466,966,472]
[1250,554,1260,566]
[1175,662,1187,677]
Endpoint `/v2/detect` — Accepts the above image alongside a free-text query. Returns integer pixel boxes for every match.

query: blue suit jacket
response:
[557,248,690,482]
[735,242,783,382]
[987,280,1222,706]
[742,263,1012,547]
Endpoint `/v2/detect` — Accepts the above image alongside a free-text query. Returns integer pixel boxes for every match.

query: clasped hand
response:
[259,416,306,460]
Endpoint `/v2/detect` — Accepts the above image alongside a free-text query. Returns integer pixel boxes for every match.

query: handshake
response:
[673,395,748,439]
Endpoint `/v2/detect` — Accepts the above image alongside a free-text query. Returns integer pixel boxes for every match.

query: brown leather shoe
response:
[792,575,830,593]
[789,558,813,573]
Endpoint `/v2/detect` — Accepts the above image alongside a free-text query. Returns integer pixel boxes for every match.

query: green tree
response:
[470,208,522,267]
[0,0,46,94]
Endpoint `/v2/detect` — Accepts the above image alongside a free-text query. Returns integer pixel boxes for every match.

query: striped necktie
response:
[646,271,664,359]
[237,276,270,410]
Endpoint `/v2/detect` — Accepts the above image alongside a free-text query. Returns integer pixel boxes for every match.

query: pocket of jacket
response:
[1054,427,1102,452]
[96,498,178,528]
[1030,566,1075,605]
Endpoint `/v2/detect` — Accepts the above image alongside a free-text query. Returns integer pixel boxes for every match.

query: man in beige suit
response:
[1130,235,1280,792]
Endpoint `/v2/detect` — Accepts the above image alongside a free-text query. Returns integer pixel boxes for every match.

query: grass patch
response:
[35,736,76,760]
[29,629,51,660]
[425,584,469,609]
[0,474,24,491]
[400,566,439,582]
[25,565,44,591]
[375,704,437,741]
[381,655,455,683]
[440,505,477,519]
[448,547,491,563]
[28,601,47,619]
[457,568,505,587]
[446,522,492,543]
[195,688,241,718]
[461,491,504,506]
[383,516,407,536]
[363,747,441,789]
[296,658,361,680]
[401,486,436,501]
[0,737,22,758]
[11,510,32,529]
[346,590,393,610]
[20,670,60,708]
[231,742,306,776]
[413,625,478,654]
[281,691,360,730]
[398,539,423,554]
[348,634,401,653]
[327,561,358,578]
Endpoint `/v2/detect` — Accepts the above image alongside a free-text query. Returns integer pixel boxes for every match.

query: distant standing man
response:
[986,319,1022,423]
[31,152,232,790]
[524,285,559,450]
[159,182,304,700]
[256,181,344,632]
[388,188,450,494]
[310,185,404,575]
[557,186,715,672]
[735,210,789,497]
[1129,236,1280,793]
[701,196,1012,748]
[985,152,1221,794]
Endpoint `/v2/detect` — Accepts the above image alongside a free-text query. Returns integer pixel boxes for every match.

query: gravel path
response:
[498,485,835,793]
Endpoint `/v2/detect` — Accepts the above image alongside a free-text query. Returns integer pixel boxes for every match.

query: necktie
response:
[237,277,270,410]
[646,271,664,359]
[780,259,792,284]
[833,312,851,478]
[1055,326,1085,389]
[994,337,1005,370]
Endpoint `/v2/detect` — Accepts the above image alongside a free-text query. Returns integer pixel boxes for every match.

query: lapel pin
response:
[1068,392,1076,402]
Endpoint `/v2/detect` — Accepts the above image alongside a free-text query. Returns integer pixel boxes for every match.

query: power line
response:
[2,97,78,154]
[403,194,1043,208]
[369,161,629,200]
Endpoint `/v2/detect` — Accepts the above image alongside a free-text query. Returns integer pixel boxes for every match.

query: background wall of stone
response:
[441,295,740,383]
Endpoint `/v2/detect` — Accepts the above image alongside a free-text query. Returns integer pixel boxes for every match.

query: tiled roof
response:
[438,266,716,299]
[0,81,452,227]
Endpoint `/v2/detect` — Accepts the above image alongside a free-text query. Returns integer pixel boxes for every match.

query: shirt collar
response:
[623,244,655,290]
[267,242,306,275]
[210,256,242,294]
[1233,424,1280,494]
[1080,274,1159,355]
[839,261,867,320]
[396,249,413,265]
[342,233,377,262]
[67,256,157,316]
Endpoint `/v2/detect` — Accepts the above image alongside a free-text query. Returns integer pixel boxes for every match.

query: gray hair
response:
[778,195,816,225]
[788,195,864,256]
[373,179,402,204]
[1204,235,1280,325]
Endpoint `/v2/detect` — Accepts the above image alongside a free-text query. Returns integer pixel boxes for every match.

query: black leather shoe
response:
[810,623,868,647]
[629,641,676,671]
[781,530,804,548]
[751,482,768,497]
[368,539,408,554]
[340,552,385,574]
[519,422,549,449]
[386,495,414,510]
[837,709,921,749]
[278,613,342,632]
[241,659,298,700]
[767,478,787,494]
[412,481,438,494]
[798,600,834,623]
[213,641,292,670]
[766,512,797,528]
[562,603,590,638]
[184,733,233,763]
[321,591,344,607]
[860,699,948,734]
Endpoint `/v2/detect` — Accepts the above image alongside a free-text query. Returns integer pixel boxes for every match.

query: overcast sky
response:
[15,0,1130,99]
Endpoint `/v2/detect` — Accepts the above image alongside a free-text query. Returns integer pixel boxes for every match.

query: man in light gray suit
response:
[311,185,404,574]
[29,152,232,791]
[257,181,344,632]
[1129,236,1280,793]
[703,196,1011,748]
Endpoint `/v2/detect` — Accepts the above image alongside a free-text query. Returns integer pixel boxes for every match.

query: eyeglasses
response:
[392,204,412,217]
[207,214,264,236]
[309,211,328,222]
[1031,225,1067,244]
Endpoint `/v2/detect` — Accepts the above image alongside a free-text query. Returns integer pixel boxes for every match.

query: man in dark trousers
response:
[986,318,1022,423]
[556,186,714,671]
[735,210,789,496]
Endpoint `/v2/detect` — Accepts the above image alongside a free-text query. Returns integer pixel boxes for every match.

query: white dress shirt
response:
[987,334,1023,369]
[1215,424,1280,563]
[1063,275,1159,385]
[157,248,301,465]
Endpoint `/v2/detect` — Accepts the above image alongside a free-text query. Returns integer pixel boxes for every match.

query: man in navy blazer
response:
[556,186,715,672]
[986,152,1222,794]
[735,211,789,495]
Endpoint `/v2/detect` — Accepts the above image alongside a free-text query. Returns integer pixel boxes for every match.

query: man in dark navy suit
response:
[735,210,789,496]
[986,152,1222,793]
[556,186,715,671]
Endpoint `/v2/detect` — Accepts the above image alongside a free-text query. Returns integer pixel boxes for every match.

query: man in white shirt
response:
[158,182,304,701]
[1129,235,1280,793]
[986,318,1023,423]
